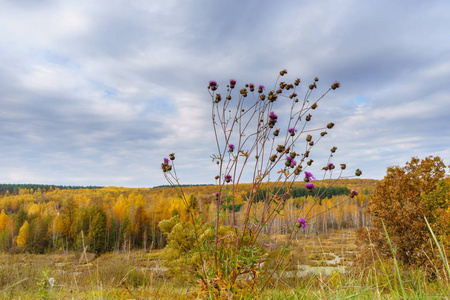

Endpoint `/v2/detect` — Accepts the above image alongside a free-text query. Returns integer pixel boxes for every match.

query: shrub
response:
[357,156,450,272]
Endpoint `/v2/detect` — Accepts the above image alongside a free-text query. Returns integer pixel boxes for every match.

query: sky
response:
[0,0,449,188]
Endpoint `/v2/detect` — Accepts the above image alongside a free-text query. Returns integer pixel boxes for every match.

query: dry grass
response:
[2,229,450,299]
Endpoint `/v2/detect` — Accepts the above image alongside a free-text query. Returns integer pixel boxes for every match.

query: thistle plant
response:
[161,70,361,297]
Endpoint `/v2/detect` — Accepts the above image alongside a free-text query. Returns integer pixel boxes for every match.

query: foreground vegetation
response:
[2,229,450,299]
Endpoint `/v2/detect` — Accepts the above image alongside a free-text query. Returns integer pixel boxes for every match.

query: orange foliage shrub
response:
[357,156,450,272]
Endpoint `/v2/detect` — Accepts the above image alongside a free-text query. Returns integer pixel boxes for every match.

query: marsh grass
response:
[2,229,450,299]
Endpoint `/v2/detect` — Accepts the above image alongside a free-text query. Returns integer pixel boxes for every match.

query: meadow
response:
[2,227,450,299]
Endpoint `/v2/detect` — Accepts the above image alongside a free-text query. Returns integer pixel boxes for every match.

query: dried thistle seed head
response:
[322,166,328,171]
[294,78,301,86]
[309,141,314,146]
[290,152,296,159]
[226,95,231,100]
[285,146,290,153]
[331,81,340,90]
[276,145,285,153]
[307,159,313,166]
[215,94,221,103]
[273,129,280,136]
[271,94,278,102]
[240,88,248,97]
[260,94,266,100]
[287,84,294,90]
[276,89,282,94]
[331,146,337,153]
[340,164,346,170]
[309,84,314,90]
[304,151,310,157]
[295,99,299,103]
[306,134,312,142]
[327,122,335,129]
[306,114,312,121]
[285,160,291,167]
[279,82,286,89]
[280,69,287,76]
[241,109,245,112]
[320,131,327,136]
[245,84,249,87]
[169,153,175,160]
[314,77,319,82]
[215,175,220,180]
[255,155,259,159]
[269,154,277,162]
[249,83,255,92]
[311,103,318,109]
[355,169,362,176]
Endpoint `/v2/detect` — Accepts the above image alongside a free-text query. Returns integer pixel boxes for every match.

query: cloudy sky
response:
[0,0,449,188]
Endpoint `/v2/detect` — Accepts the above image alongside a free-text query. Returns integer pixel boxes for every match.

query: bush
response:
[357,156,450,272]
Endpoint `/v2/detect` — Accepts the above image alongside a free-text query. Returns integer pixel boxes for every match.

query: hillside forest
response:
[0,179,376,254]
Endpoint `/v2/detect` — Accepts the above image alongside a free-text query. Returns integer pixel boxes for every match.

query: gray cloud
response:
[0,0,449,187]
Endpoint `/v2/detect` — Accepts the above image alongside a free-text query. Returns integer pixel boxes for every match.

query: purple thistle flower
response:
[269,111,278,120]
[229,79,236,86]
[209,80,218,91]
[327,163,334,170]
[296,218,308,230]
[163,158,169,165]
[285,156,296,167]
[288,128,297,133]
[304,171,316,181]
[350,189,359,198]
[305,183,315,191]
[258,85,265,90]
[225,174,232,183]
[228,144,235,152]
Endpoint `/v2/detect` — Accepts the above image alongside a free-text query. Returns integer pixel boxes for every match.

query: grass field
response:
[1,229,450,299]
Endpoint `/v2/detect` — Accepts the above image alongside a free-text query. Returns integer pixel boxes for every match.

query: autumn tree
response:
[357,156,448,269]
[15,220,29,247]
[0,209,9,233]
[87,206,108,254]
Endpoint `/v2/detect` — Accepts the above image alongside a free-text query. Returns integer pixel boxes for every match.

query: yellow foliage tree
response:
[16,220,29,246]
[0,209,9,232]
